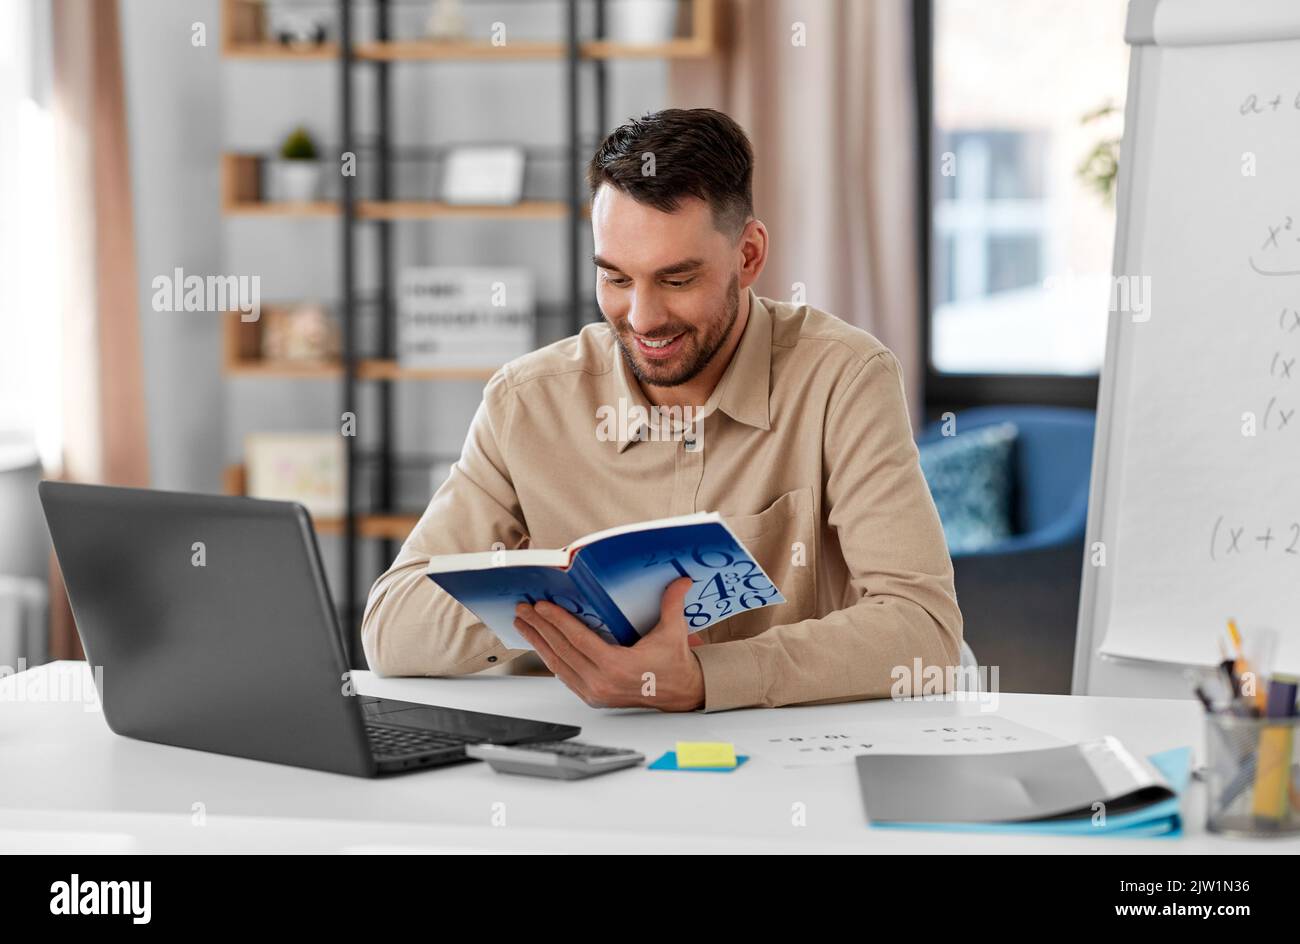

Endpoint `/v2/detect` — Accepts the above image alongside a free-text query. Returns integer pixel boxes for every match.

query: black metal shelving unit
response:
[335,0,601,666]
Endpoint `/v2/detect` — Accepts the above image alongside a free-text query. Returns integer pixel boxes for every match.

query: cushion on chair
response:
[917,422,1017,554]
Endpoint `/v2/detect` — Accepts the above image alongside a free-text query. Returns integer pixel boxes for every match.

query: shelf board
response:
[220,164,579,221]
[355,40,566,61]
[353,38,715,61]
[223,200,577,219]
[582,38,715,60]
[224,41,339,61]
[358,360,498,381]
[316,514,423,541]
[225,360,341,379]
[357,199,570,220]
[224,200,339,217]
[224,359,500,381]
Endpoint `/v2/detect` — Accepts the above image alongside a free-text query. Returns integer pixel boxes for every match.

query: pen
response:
[1227,620,1267,715]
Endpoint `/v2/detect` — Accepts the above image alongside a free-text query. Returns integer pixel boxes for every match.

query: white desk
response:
[1,661,1293,853]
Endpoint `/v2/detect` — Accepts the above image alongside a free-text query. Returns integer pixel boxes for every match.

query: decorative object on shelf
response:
[245,433,345,519]
[271,10,330,48]
[262,303,340,363]
[425,0,467,40]
[440,146,525,205]
[398,267,534,369]
[275,126,322,203]
[608,0,682,44]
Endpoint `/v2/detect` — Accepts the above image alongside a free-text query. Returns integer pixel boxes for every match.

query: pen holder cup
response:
[1204,713,1300,838]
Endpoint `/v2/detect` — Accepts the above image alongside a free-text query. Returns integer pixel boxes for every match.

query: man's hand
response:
[513,577,706,711]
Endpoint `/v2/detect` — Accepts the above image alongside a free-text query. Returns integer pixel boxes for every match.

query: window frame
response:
[913,0,1101,418]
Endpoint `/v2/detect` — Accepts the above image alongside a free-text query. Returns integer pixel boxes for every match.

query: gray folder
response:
[855,736,1174,824]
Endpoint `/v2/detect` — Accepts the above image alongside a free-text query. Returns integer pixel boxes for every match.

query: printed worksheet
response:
[758,716,1066,768]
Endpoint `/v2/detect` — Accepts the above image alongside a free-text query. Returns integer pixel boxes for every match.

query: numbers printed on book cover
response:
[642,545,780,627]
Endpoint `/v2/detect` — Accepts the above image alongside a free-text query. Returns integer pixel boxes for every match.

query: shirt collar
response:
[612,287,772,453]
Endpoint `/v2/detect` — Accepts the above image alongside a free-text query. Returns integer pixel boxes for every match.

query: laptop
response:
[38,481,580,777]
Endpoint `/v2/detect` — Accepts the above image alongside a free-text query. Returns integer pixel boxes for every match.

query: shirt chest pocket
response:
[697,487,818,644]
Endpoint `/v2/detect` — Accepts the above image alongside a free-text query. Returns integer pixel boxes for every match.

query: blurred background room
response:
[0,0,1129,694]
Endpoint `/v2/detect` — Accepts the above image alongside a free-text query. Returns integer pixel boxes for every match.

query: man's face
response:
[591,185,742,388]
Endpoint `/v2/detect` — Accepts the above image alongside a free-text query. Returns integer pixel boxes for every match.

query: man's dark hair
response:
[586,108,754,239]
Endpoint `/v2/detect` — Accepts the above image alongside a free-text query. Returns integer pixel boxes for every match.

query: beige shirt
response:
[361,288,963,712]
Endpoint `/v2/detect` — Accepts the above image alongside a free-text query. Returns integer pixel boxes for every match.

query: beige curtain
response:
[48,0,150,660]
[669,0,923,420]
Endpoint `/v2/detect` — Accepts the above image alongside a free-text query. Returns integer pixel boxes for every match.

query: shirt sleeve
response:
[690,350,964,711]
[361,368,531,677]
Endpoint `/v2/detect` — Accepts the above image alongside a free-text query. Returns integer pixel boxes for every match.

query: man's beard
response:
[611,274,741,388]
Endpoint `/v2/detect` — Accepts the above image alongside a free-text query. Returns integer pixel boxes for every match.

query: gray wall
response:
[122,0,223,492]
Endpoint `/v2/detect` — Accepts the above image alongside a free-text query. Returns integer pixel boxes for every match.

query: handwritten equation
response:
[1250,216,1300,278]
[1209,515,1300,560]
[1239,91,1300,117]
[1241,306,1300,433]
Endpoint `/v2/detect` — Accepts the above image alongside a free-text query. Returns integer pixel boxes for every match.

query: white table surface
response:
[1,661,1293,853]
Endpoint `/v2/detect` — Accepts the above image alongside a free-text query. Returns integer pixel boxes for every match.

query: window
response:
[920,0,1130,395]
[0,0,59,467]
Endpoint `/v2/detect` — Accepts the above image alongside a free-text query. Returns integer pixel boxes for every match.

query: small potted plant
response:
[276,126,321,203]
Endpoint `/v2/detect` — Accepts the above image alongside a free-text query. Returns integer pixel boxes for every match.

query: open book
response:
[425,512,785,648]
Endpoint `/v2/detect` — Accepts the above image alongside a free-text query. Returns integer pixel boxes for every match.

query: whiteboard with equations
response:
[1074,0,1300,697]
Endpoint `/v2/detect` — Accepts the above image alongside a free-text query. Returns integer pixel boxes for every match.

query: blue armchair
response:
[917,406,1095,694]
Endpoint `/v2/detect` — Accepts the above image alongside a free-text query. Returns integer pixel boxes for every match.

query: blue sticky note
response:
[649,751,750,772]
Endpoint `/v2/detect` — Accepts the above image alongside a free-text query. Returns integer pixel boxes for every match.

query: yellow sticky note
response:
[676,741,737,768]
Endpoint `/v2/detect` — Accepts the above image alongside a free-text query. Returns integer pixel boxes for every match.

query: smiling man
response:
[361,108,962,712]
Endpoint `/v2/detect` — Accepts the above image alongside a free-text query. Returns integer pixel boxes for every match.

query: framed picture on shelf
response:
[398,267,535,368]
[245,433,345,519]
[440,146,525,205]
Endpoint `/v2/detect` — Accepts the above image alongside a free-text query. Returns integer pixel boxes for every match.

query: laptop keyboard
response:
[365,722,481,759]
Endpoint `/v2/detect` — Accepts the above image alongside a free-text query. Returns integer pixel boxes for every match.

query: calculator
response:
[465,741,645,779]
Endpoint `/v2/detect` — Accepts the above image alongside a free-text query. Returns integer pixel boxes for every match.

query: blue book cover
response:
[425,512,786,648]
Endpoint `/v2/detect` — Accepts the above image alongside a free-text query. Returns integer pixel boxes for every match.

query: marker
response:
[1251,674,1298,824]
